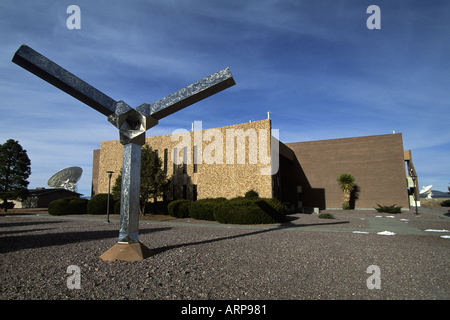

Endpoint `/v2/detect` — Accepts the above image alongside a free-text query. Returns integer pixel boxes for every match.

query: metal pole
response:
[411,174,419,216]
[118,142,142,244]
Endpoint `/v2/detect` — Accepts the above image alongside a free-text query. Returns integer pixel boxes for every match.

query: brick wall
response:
[283,133,409,209]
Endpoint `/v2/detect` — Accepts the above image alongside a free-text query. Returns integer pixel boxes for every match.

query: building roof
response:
[27,188,82,196]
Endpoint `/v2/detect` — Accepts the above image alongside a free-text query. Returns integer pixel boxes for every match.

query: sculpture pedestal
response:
[100,242,156,261]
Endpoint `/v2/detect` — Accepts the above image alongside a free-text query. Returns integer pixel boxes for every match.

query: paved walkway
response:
[359,216,428,235]
[335,207,450,236]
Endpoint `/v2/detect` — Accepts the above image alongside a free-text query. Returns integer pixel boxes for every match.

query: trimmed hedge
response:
[214,198,286,225]
[48,197,88,216]
[87,193,115,215]
[441,199,450,207]
[145,201,172,215]
[0,201,15,210]
[168,199,191,218]
[256,198,285,217]
[244,189,259,199]
[189,198,227,221]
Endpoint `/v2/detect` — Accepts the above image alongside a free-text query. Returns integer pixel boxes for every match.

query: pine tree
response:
[0,139,31,212]
[112,145,171,215]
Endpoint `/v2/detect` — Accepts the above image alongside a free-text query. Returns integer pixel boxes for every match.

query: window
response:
[173,147,177,174]
[183,147,187,174]
[164,149,168,174]
[193,185,197,201]
[193,145,198,173]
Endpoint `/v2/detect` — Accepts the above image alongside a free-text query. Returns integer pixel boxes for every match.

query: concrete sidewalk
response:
[331,207,450,236]
[363,216,426,235]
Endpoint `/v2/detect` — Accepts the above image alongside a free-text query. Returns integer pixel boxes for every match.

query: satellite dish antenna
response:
[47,166,83,192]
[420,185,433,199]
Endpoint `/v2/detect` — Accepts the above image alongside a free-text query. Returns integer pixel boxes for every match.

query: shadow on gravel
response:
[152,229,274,254]
[0,226,172,254]
[278,220,350,228]
[151,219,349,254]
[0,220,63,229]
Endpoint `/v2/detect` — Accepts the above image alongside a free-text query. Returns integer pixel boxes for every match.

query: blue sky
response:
[0,0,449,197]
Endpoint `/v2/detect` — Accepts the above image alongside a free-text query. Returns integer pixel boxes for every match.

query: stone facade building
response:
[92,119,417,210]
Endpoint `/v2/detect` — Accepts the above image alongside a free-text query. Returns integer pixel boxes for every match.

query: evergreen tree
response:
[0,139,31,212]
[112,145,171,214]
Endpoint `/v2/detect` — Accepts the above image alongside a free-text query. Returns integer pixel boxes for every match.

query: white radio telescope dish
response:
[420,185,433,199]
[47,166,83,192]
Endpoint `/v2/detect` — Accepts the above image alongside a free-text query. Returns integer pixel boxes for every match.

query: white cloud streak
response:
[1,0,449,193]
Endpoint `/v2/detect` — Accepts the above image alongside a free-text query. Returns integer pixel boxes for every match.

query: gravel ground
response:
[1,214,450,300]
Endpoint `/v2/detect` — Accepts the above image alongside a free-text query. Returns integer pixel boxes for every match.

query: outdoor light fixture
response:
[409,169,419,216]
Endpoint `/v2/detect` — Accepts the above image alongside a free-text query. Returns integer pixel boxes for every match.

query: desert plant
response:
[318,213,334,219]
[167,199,191,218]
[375,204,402,214]
[337,173,355,210]
[87,193,115,215]
[48,197,88,216]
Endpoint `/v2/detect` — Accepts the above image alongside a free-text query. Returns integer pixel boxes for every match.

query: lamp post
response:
[106,171,114,223]
[410,169,419,216]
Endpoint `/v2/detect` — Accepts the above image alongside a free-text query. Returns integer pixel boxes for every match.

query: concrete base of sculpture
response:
[100,242,156,261]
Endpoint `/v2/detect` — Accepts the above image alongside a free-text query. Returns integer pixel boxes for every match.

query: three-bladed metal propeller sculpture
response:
[12,44,235,260]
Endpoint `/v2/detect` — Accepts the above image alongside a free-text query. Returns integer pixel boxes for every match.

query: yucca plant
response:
[337,173,355,210]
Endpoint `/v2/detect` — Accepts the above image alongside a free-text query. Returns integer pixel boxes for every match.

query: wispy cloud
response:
[1,0,449,194]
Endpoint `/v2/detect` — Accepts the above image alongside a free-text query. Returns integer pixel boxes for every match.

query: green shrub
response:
[342,203,350,210]
[258,198,286,217]
[318,213,334,219]
[48,197,88,216]
[0,201,15,210]
[375,204,402,214]
[214,198,285,225]
[87,193,115,215]
[441,199,450,207]
[245,189,259,199]
[168,199,191,218]
[189,198,227,221]
[145,200,172,215]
